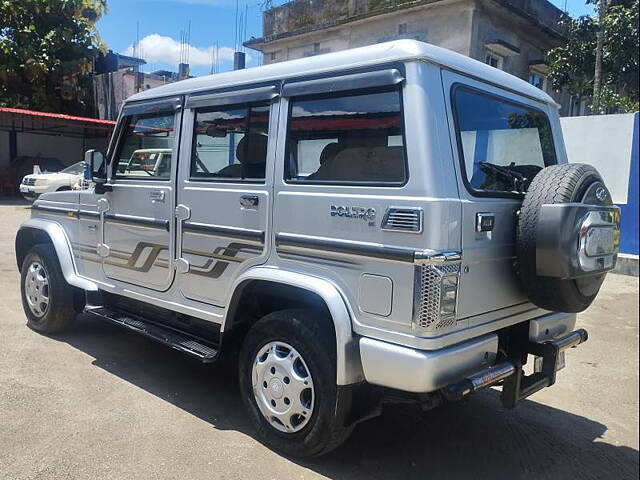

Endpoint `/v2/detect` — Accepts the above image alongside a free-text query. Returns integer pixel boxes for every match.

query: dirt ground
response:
[1,201,638,480]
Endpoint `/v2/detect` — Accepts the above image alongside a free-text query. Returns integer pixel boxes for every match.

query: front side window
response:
[453,87,556,195]
[285,89,406,185]
[191,104,269,182]
[114,112,175,180]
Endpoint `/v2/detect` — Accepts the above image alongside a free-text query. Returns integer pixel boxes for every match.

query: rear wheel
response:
[238,309,353,458]
[20,244,75,333]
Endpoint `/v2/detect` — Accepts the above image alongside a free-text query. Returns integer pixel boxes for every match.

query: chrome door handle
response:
[174,204,191,274]
[240,195,259,208]
[150,190,165,203]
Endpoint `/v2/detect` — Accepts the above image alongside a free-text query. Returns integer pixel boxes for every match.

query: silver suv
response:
[15,40,620,458]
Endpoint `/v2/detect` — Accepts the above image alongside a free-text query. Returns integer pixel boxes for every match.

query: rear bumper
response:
[359,312,578,394]
[443,328,588,408]
[359,334,498,393]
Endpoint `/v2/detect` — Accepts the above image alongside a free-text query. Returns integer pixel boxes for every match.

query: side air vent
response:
[381,207,423,233]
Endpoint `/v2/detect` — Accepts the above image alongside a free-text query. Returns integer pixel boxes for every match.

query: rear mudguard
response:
[227,267,364,386]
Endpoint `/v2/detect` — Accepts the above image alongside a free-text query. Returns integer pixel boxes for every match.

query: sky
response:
[96,0,596,77]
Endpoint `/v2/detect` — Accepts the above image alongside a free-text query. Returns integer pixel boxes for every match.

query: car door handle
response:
[150,190,165,203]
[240,195,259,208]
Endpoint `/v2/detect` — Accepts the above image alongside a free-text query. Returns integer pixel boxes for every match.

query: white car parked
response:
[20,161,86,201]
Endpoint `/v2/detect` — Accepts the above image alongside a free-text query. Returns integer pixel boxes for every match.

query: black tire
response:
[238,309,353,458]
[20,243,76,333]
[517,163,611,312]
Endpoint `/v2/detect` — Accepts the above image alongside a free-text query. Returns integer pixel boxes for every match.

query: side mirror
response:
[84,149,106,183]
[84,150,111,193]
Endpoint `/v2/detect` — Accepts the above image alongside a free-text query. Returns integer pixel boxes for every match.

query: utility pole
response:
[592,0,608,114]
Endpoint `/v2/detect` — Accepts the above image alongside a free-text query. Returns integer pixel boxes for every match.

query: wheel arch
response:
[224,267,364,386]
[16,219,98,292]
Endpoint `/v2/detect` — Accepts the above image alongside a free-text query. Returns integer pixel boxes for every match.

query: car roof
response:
[127,39,555,106]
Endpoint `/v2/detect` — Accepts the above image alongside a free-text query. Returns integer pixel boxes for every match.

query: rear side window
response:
[285,88,407,185]
[453,86,556,195]
[191,103,270,182]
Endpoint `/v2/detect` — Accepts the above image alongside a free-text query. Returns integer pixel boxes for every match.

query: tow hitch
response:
[442,329,588,408]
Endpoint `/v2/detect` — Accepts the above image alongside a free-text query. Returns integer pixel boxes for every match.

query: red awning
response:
[0,107,116,126]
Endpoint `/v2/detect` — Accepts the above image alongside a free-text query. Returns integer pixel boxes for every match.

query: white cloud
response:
[291,106,360,117]
[124,34,245,68]
[165,0,225,4]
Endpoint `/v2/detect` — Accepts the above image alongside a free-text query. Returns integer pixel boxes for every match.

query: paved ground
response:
[1,201,638,480]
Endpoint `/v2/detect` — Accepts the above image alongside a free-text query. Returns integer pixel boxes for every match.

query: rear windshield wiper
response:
[478,162,530,194]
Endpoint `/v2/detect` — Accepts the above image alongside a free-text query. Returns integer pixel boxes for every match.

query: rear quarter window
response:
[452,86,557,196]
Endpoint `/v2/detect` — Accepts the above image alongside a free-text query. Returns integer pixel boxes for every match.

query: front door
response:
[175,88,278,306]
[100,99,181,291]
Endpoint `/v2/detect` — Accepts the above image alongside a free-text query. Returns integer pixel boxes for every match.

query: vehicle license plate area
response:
[534,350,565,373]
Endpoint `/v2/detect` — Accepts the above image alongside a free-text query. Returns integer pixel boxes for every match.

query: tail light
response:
[413,262,461,334]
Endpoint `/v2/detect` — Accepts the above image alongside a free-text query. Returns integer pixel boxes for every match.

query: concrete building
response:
[93,52,181,120]
[245,0,573,113]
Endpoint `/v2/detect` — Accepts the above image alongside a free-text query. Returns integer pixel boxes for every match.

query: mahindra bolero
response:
[16,40,620,457]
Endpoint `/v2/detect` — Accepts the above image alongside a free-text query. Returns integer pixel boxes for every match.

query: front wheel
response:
[20,244,76,333]
[238,309,353,458]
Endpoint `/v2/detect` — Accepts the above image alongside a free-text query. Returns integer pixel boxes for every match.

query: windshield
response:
[60,161,85,175]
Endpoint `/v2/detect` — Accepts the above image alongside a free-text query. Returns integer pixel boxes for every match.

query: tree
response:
[547,0,639,114]
[591,0,608,112]
[0,0,107,115]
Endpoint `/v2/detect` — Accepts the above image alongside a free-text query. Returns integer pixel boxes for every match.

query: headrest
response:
[236,133,268,165]
[319,143,343,166]
[329,146,404,182]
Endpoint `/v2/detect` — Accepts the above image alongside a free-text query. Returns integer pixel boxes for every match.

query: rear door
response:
[100,98,181,291]
[175,86,279,306]
[441,71,558,318]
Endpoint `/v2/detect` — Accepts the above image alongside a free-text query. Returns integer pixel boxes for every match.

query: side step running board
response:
[84,306,219,363]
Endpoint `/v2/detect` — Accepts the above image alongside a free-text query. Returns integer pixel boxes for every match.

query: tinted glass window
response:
[453,87,556,194]
[114,112,175,180]
[191,104,269,181]
[286,89,406,184]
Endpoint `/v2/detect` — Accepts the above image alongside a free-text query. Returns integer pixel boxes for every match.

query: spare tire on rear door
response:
[516,163,620,313]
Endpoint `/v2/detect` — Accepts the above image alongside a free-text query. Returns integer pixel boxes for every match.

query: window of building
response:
[528,70,547,90]
[313,43,321,54]
[190,103,270,182]
[453,87,556,195]
[114,112,175,180]
[485,50,504,70]
[269,51,277,61]
[398,23,407,35]
[285,88,407,185]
